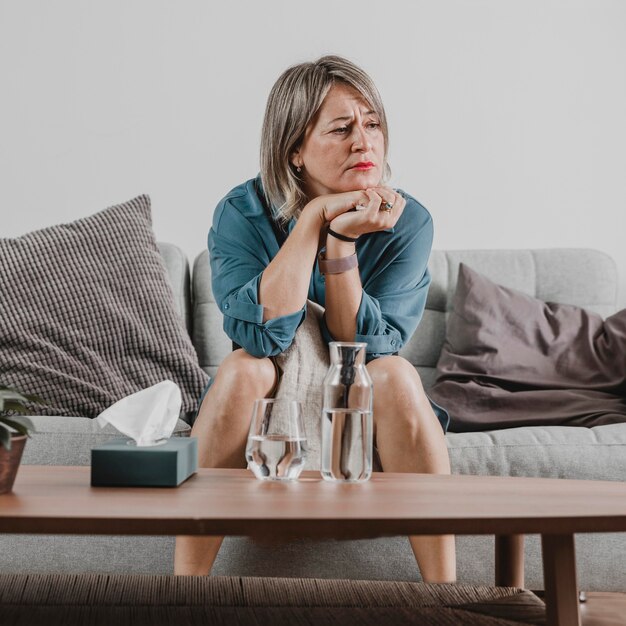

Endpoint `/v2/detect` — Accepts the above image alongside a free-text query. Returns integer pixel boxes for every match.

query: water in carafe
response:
[321,342,373,482]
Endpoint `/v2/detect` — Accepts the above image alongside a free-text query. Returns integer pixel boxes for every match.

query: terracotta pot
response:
[0,434,27,494]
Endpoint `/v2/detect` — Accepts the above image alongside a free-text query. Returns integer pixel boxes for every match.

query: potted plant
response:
[0,385,36,494]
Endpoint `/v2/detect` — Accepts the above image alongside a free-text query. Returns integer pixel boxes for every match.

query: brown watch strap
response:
[318,251,358,275]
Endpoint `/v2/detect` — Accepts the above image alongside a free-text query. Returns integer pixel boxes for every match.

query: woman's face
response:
[292,82,385,198]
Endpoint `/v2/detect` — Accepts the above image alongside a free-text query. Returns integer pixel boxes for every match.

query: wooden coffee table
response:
[2,466,626,626]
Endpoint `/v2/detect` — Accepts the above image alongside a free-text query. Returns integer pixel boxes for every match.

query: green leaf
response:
[0,385,45,417]
[25,393,43,404]
[1,401,27,414]
[0,389,29,403]
[0,424,11,451]
[13,416,35,432]
[0,417,33,437]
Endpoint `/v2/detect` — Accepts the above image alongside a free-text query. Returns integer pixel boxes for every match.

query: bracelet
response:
[327,227,358,243]
[318,251,358,275]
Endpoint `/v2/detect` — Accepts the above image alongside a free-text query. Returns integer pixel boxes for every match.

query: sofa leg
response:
[495,534,525,587]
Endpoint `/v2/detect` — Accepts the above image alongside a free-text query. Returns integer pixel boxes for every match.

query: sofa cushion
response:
[157,243,192,334]
[429,263,626,431]
[447,423,626,481]
[0,196,208,421]
[20,415,191,466]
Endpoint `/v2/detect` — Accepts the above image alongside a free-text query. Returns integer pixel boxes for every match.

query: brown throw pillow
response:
[0,195,208,420]
[429,263,626,431]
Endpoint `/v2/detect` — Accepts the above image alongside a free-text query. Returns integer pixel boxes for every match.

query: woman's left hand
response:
[328,186,406,240]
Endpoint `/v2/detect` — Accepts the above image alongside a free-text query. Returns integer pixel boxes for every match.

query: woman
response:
[175,55,455,582]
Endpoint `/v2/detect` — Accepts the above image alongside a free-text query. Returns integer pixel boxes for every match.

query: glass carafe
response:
[321,342,373,482]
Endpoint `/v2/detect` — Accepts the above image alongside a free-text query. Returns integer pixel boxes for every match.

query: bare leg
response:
[174,350,277,575]
[367,356,456,583]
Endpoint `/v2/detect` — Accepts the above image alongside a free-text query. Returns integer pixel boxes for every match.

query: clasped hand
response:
[310,187,406,240]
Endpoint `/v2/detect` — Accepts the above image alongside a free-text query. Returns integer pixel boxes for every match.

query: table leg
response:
[495,534,525,587]
[541,533,580,626]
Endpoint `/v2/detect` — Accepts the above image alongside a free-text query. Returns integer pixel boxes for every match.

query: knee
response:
[215,349,277,397]
[368,356,428,430]
[367,355,424,393]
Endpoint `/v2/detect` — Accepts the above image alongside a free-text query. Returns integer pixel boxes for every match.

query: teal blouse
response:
[207,176,449,431]
[209,175,435,358]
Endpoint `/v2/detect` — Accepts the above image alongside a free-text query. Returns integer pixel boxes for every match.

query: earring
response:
[296,166,302,173]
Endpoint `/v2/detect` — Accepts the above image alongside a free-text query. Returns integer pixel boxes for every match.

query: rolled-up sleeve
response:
[209,200,305,358]
[320,204,433,361]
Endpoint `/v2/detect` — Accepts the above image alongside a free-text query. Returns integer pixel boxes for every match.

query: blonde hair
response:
[260,55,390,222]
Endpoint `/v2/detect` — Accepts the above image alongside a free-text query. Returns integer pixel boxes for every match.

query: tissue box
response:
[91,437,198,487]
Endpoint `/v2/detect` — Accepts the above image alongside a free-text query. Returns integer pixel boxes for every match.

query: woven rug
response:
[0,574,546,625]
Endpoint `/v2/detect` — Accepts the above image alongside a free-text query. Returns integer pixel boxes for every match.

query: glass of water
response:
[245,399,307,481]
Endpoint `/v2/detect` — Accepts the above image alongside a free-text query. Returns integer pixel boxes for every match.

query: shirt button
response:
[391,339,397,346]
[224,303,230,310]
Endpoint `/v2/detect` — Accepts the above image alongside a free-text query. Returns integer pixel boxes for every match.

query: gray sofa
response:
[2,245,625,592]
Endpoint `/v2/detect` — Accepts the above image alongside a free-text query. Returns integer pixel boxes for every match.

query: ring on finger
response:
[380,201,393,212]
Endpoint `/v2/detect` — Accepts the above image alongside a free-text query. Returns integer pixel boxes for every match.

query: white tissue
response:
[96,380,182,447]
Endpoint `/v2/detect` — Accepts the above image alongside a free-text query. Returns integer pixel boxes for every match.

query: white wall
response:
[2,0,625,307]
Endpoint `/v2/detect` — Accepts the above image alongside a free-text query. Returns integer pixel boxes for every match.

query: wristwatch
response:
[318,251,358,275]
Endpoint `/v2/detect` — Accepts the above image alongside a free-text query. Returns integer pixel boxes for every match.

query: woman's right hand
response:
[304,190,371,225]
